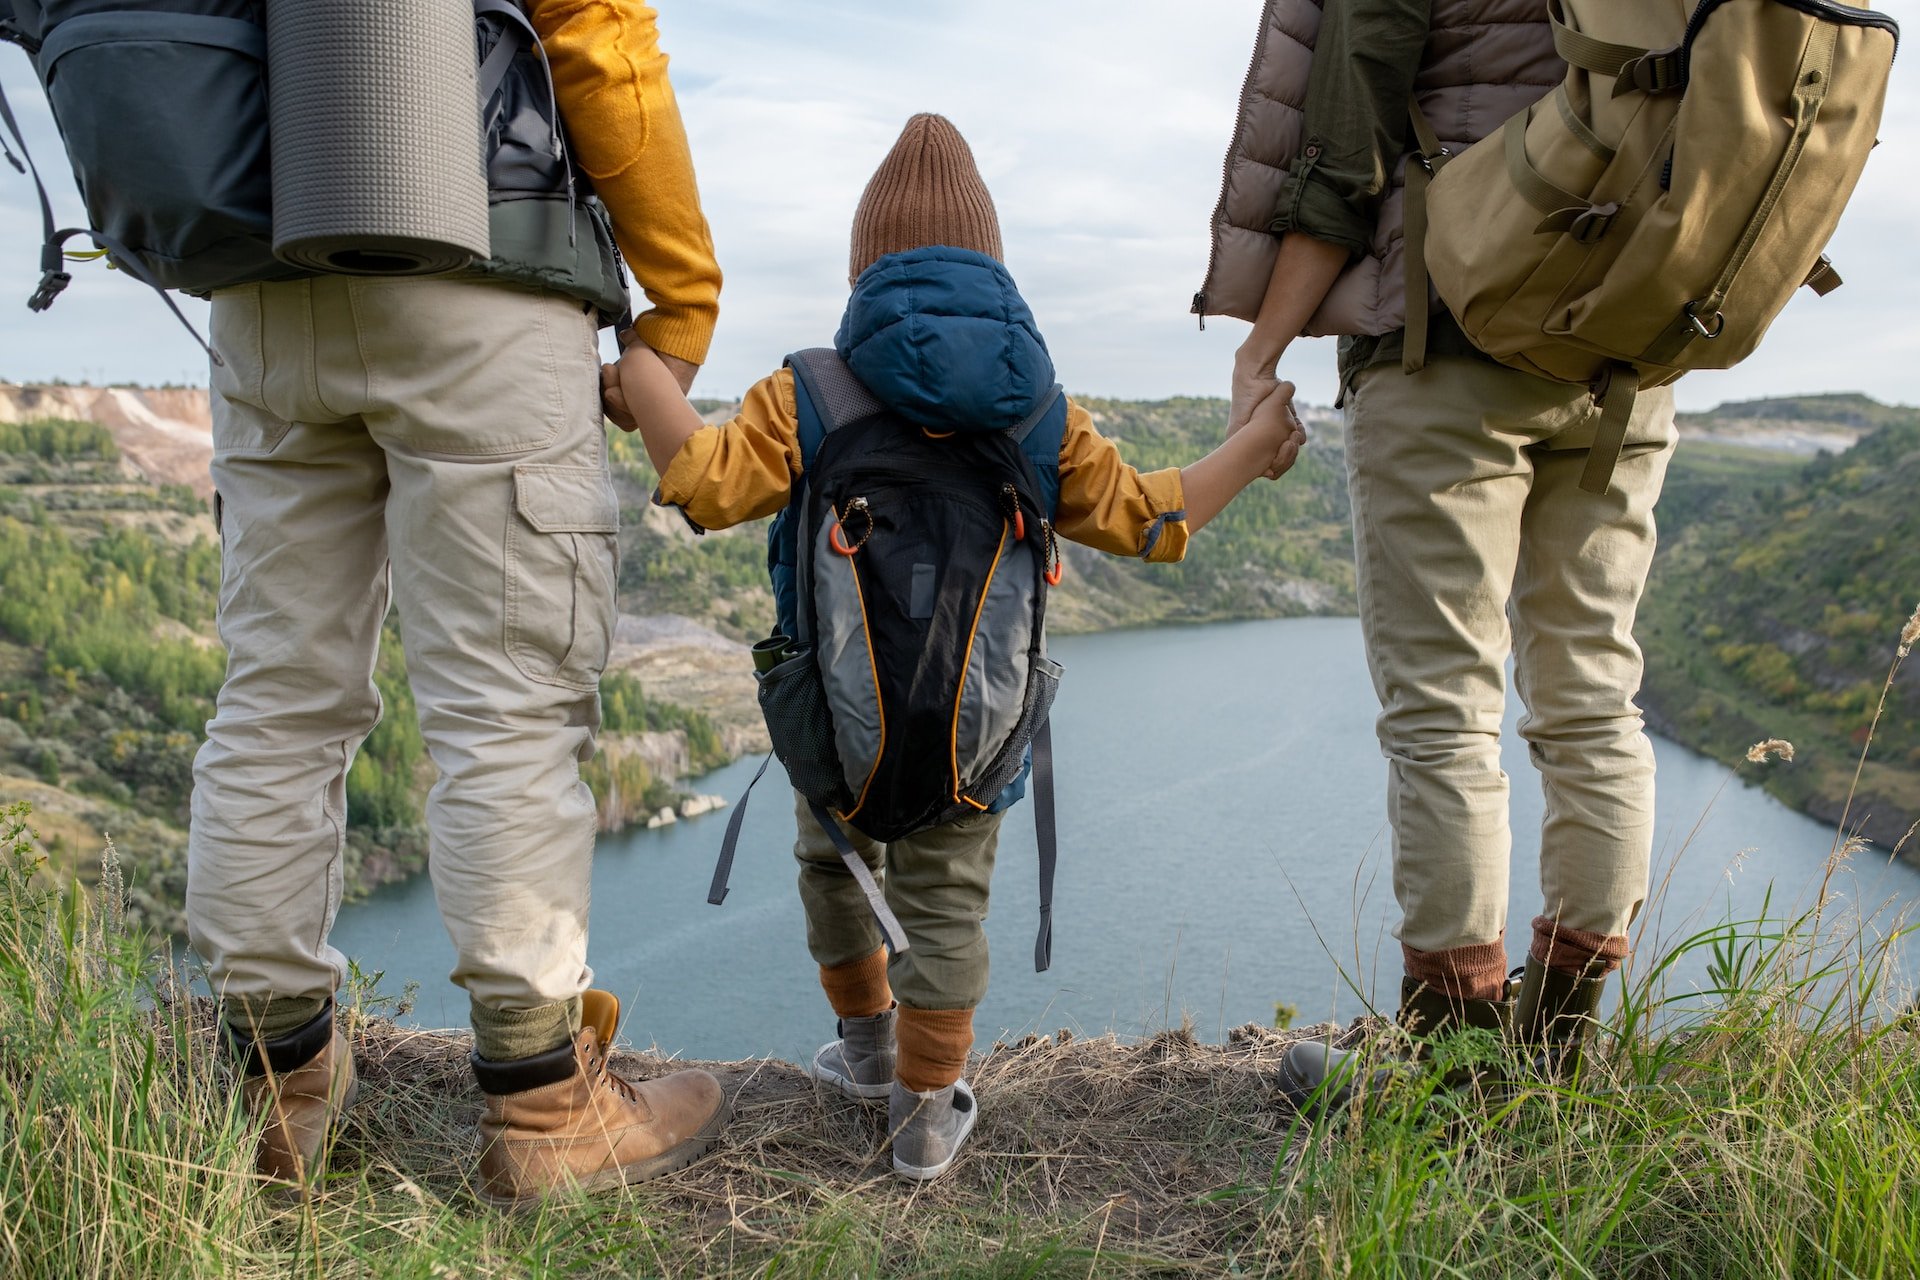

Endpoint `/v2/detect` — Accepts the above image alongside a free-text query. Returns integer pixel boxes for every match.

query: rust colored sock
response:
[895,1004,974,1093]
[818,947,894,1019]
[1530,916,1629,979]
[1403,937,1511,1003]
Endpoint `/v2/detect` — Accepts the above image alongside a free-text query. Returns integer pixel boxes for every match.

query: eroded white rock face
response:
[0,382,215,496]
[645,806,678,830]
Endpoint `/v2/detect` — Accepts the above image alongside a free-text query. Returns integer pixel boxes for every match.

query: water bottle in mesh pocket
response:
[756,647,851,809]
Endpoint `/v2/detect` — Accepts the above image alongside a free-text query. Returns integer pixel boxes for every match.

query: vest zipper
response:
[1194,4,1275,330]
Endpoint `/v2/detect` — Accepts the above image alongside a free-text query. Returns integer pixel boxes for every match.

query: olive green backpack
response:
[1412,0,1899,493]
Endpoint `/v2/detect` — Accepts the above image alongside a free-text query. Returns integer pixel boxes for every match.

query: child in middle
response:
[608,113,1307,1181]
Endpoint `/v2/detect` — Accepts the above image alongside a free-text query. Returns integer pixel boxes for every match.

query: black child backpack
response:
[709,350,1068,972]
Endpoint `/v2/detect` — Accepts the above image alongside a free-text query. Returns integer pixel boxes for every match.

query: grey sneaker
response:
[1276,1040,1394,1119]
[808,1008,896,1100]
[888,1079,977,1181]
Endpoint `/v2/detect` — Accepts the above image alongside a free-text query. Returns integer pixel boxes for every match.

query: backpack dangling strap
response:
[0,80,218,361]
[807,800,910,955]
[1579,362,1639,495]
[1402,99,1449,375]
[1031,716,1058,973]
[707,751,772,906]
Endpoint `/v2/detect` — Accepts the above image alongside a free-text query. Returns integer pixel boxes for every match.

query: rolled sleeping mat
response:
[265,0,489,276]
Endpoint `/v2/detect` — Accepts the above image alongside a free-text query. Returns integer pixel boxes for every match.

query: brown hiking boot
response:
[470,990,729,1208]
[229,1002,359,1191]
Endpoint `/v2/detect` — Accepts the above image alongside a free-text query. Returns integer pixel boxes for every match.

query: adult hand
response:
[1230,344,1284,436]
[601,361,637,432]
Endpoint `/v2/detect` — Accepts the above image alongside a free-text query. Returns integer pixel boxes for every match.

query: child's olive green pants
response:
[792,792,1003,1011]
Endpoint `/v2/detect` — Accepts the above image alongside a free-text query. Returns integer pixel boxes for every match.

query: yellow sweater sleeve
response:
[531,1,721,364]
[1053,399,1189,563]
[656,369,800,529]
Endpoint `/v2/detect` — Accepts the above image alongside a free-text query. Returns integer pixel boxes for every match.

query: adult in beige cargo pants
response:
[186,3,730,1204]
[1203,0,1677,1114]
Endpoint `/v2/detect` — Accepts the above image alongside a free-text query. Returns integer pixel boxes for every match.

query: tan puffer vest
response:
[1194,0,1561,337]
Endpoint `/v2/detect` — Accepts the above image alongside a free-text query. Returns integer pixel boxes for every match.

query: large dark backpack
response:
[710,349,1068,972]
[0,0,626,350]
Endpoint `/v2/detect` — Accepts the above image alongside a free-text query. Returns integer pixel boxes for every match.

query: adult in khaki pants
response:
[187,3,728,1203]
[1212,0,1676,1112]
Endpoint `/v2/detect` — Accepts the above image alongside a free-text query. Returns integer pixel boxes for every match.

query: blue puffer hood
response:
[834,246,1056,432]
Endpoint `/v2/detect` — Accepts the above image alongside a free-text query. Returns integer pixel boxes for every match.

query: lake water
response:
[330,617,1920,1064]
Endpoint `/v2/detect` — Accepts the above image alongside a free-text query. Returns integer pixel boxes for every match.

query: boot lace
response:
[586,1036,643,1104]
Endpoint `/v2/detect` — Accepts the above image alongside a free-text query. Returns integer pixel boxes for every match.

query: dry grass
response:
[201,993,1357,1273]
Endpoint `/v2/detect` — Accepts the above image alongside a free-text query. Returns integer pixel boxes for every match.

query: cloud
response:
[3,1,1916,412]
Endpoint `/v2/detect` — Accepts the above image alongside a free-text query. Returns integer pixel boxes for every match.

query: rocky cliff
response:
[0,383,213,496]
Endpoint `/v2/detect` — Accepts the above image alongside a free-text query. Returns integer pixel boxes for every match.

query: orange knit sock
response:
[895,1005,974,1093]
[1530,916,1630,979]
[1403,937,1511,1003]
[819,947,893,1019]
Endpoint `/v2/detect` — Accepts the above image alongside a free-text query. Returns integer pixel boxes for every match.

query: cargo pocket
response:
[505,464,620,691]
[38,9,280,291]
[757,649,852,810]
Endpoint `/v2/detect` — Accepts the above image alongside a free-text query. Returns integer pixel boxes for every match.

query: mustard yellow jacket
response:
[658,369,1191,562]
[533,1,719,363]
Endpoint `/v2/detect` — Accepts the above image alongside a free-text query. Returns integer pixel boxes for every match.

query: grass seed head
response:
[1899,603,1920,658]
[1746,738,1795,764]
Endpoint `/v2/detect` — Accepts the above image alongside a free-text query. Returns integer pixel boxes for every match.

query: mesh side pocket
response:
[758,648,852,809]
[963,656,1062,807]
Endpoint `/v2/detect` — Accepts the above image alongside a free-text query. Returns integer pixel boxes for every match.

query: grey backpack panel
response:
[812,515,885,808]
[21,2,288,292]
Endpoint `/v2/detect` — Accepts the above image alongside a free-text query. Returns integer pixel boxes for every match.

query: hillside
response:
[5,380,1915,931]
[1638,409,1920,851]
[0,412,730,932]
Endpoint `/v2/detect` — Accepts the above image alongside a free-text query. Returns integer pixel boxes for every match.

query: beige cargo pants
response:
[1344,356,1677,961]
[186,275,615,1027]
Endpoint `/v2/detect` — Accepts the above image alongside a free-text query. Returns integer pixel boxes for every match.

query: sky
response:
[1,1,1916,410]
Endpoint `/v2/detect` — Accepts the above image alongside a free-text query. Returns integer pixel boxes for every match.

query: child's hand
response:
[1244,380,1308,480]
[601,359,637,432]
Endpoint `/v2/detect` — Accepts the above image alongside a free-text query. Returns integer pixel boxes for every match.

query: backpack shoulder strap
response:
[1009,383,1064,444]
[786,348,886,440]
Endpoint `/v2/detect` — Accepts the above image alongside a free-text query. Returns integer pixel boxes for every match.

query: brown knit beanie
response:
[849,113,1004,280]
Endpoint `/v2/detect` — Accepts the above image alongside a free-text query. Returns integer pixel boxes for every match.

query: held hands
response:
[1241,378,1308,481]
[1229,343,1284,436]
[601,329,697,432]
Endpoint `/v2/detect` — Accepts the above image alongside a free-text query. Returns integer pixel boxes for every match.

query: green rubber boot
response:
[1513,957,1609,1080]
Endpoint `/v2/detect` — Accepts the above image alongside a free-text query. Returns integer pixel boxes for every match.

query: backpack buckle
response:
[1569,202,1619,245]
[1614,47,1682,98]
[28,268,71,313]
